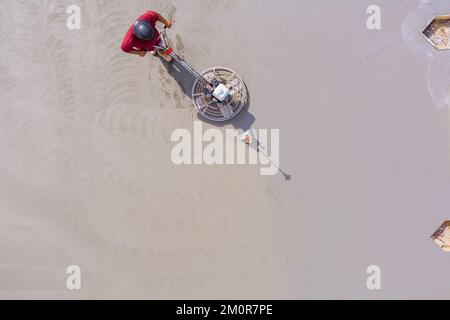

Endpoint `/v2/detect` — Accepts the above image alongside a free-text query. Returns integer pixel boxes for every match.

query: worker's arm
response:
[121,38,147,56]
[156,13,173,28]
[127,49,147,57]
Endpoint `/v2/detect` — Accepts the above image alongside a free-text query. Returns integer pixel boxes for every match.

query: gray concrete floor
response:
[0,0,450,299]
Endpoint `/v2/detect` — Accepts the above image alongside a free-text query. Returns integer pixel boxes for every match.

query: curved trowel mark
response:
[201,0,239,12]
[402,0,450,109]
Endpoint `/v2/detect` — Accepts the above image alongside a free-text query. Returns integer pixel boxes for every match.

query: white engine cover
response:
[212,83,231,102]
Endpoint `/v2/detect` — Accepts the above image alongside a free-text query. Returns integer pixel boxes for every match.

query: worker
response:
[121,10,173,62]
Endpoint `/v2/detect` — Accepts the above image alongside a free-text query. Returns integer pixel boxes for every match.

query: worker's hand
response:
[137,51,147,57]
[165,19,173,28]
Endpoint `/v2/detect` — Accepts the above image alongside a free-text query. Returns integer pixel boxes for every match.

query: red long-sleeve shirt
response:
[121,11,160,52]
